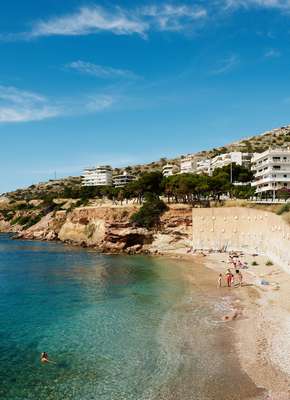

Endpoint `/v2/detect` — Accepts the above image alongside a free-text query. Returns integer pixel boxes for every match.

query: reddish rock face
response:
[12,204,193,255]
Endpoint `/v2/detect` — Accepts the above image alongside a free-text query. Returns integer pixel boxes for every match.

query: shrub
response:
[266,260,273,266]
[13,203,34,211]
[130,194,168,229]
[276,203,290,215]
[252,261,259,266]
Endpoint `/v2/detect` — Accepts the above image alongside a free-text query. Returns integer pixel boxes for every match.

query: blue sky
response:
[1,0,290,193]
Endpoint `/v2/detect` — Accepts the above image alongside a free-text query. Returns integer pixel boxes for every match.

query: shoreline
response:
[198,252,290,399]
[2,232,290,398]
[154,249,290,398]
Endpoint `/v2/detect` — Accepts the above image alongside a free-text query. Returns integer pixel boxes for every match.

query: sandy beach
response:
[199,252,290,399]
[158,248,290,399]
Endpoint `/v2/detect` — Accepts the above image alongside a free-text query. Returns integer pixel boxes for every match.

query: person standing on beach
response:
[226,269,233,287]
[235,270,243,287]
[217,273,223,288]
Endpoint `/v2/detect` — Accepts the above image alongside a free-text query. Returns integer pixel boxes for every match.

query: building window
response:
[273,166,281,170]
[273,157,281,161]
[284,175,287,178]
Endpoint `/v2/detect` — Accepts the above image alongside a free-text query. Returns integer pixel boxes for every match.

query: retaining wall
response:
[192,207,290,271]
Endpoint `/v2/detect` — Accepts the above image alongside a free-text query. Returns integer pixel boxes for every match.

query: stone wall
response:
[192,207,290,271]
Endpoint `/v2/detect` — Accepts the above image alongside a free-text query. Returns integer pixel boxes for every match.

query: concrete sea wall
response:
[192,207,290,271]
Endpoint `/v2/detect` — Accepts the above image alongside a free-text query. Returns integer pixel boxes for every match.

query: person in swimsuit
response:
[217,273,223,288]
[226,269,233,287]
[235,270,243,287]
[40,352,49,363]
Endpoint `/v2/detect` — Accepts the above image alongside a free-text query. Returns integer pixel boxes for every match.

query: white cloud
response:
[210,54,240,75]
[28,4,207,39]
[84,95,115,112]
[66,61,139,79]
[140,4,207,31]
[223,0,290,10]
[0,85,115,123]
[264,48,281,57]
[0,86,60,122]
[31,6,147,38]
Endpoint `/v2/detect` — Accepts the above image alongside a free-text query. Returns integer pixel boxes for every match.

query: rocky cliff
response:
[6,204,193,255]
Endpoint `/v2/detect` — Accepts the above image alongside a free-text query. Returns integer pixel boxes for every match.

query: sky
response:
[1,0,290,193]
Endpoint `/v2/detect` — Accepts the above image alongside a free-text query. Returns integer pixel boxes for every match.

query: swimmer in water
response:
[40,352,49,363]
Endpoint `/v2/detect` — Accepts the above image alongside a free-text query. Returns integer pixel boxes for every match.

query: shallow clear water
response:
[0,234,264,400]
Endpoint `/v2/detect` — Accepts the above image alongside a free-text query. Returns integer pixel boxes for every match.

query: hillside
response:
[3,124,290,200]
[116,124,290,175]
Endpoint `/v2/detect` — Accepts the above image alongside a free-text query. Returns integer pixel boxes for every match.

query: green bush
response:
[11,213,43,228]
[130,195,168,229]
[276,203,290,215]
[252,261,259,266]
[13,203,34,211]
[266,260,273,266]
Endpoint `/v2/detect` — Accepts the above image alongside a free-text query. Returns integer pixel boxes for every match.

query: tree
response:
[130,194,168,229]
[213,163,253,183]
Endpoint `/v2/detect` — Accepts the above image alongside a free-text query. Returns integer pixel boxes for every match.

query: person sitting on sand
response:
[226,269,234,287]
[40,352,49,363]
[217,273,223,288]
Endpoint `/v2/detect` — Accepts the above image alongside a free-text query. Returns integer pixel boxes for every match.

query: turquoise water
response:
[0,233,263,400]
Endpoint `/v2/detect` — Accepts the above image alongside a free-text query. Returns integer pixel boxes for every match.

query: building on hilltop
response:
[180,156,196,174]
[162,164,175,177]
[113,171,136,188]
[211,152,252,172]
[179,156,205,174]
[195,152,252,176]
[82,166,113,186]
[196,159,212,175]
[251,148,290,196]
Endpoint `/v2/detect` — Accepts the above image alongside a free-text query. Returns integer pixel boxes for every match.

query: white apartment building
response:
[113,171,135,188]
[196,159,212,175]
[211,152,252,172]
[195,152,252,176]
[251,149,290,195]
[82,165,113,187]
[162,164,175,177]
[180,157,196,174]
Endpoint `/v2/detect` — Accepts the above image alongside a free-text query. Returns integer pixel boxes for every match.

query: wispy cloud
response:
[223,0,290,11]
[264,48,281,57]
[2,1,290,42]
[23,4,207,39]
[140,4,207,32]
[0,85,115,123]
[210,54,240,75]
[0,86,60,122]
[66,61,139,80]
[31,6,147,38]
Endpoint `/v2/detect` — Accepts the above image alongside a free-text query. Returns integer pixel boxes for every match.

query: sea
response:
[0,233,264,400]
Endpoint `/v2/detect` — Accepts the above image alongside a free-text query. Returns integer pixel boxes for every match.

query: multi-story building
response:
[180,157,196,174]
[211,152,252,172]
[113,171,135,188]
[196,159,212,175]
[82,165,113,186]
[162,164,175,177]
[195,152,252,176]
[251,148,290,195]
